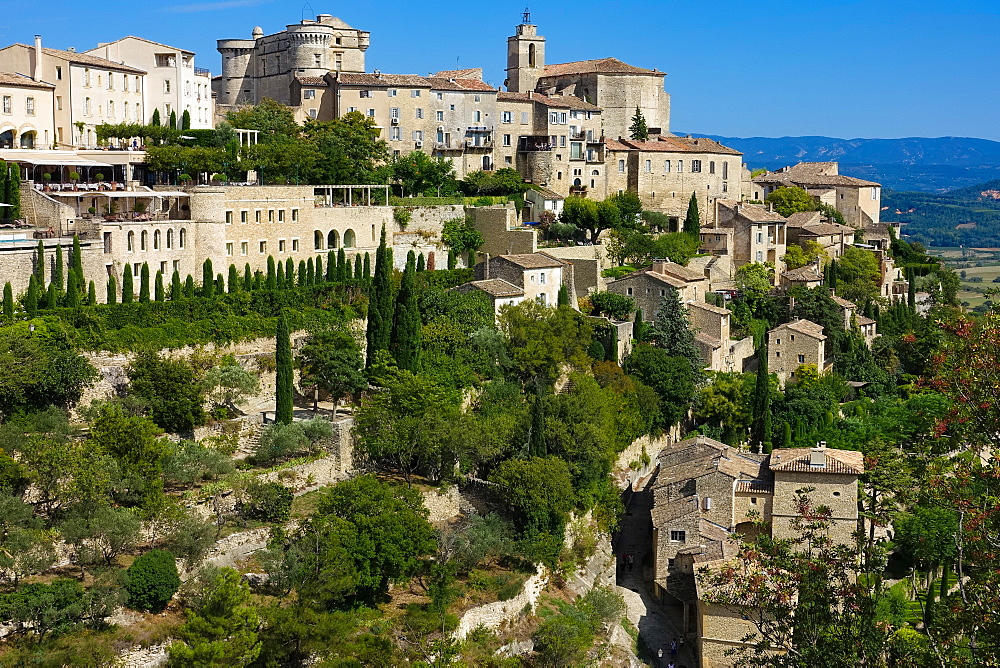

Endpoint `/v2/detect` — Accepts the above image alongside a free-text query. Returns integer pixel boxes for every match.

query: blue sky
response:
[3,0,998,140]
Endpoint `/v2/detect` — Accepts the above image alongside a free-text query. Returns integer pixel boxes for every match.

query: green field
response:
[927,248,1000,306]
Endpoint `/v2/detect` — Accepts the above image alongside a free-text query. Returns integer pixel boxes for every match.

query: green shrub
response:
[240,481,293,523]
[125,549,180,612]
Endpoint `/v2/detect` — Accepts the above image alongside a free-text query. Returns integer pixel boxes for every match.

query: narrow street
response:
[614,470,697,668]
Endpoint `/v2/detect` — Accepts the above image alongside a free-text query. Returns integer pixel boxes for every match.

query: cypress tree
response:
[467,250,476,268]
[72,234,83,286]
[416,253,425,272]
[155,271,165,301]
[634,308,645,343]
[285,258,294,288]
[366,226,394,368]
[139,262,151,303]
[907,268,916,310]
[2,282,12,320]
[65,270,80,308]
[315,255,323,284]
[244,264,253,291]
[608,323,619,365]
[557,284,570,307]
[34,240,45,284]
[7,162,20,219]
[254,272,263,291]
[228,264,239,293]
[683,192,700,235]
[628,106,648,142]
[354,257,362,281]
[277,261,285,287]
[327,250,336,281]
[447,250,456,270]
[391,252,422,371]
[121,266,134,303]
[171,270,182,300]
[151,108,161,126]
[216,273,225,294]
[337,248,347,281]
[648,290,704,380]
[25,275,38,317]
[181,109,191,130]
[169,109,177,129]
[266,256,277,289]
[298,260,307,287]
[106,275,117,305]
[274,311,294,425]
[184,275,195,298]
[363,252,371,281]
[87,280,96,306]
[44,282,58,309]
[750,343,772,452]
[344,258,352,281]
[53,245,65,294]
[829,260,839,290]
[202,259,214,298]
[307,257,315,285]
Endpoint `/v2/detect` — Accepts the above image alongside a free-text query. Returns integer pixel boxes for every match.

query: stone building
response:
[606,259,709,319]
[785,211,855,260]
[215,14,369,109]
[601,136,742,225]
[779,263,823,290]
[767,318,830,385]
[649,436,864,667]
[473,252,570,307]
[687,300,754,373]
[752,162,881,228]
[712,200,787,283]
[0,72,55,150]
[85,37,213,129]
[0,36,146,149]
[831,294,877,344]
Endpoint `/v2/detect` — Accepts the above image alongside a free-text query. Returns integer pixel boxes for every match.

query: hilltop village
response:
[0,10,995,668]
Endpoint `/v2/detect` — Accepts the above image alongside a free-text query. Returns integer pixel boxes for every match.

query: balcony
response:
[570,130,586,140]
[194,67,211,77]
[518,136,553,153]
[464,139,493,150]
[433,141,462,152]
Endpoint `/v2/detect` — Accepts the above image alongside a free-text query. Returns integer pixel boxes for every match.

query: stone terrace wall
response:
[453,567,549,640]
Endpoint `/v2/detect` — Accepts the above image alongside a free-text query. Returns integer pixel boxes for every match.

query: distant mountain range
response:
[685,135,1000,192]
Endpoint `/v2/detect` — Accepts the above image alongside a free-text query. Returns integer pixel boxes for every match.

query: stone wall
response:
[472,205,536,257]
[616,434,670,490]
[453,567,549,640]
[422,486,462,523]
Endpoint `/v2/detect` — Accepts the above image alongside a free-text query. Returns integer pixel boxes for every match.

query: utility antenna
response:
[522,7,531,24]
[301,2,315,21]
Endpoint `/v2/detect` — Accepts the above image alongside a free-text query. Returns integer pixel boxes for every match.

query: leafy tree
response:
[298,330,366,416]
[693,372,754,443]
[489,456,575,537]
[441,216,484,256]
[624,345,695,427]
[606,190,643,226]
[0,578,99,642]
[61,505,141,570]
[783,240,828,270]
[106,274,117,305]
[0,326,98,418]
[894,504,958,574]
[628,106,648,142]
[303,112,389,185]
[589,291,636,320]
[353,367,462,482]
[561,196,602,242]
[88,403,169,508]
[837,246,882,303]
[240,481,293,523]
[365,227,393,368]
[139,262,150,302]
[226,97,300,141]
[202,356,260,414]
[499,300,595,387]
[252,417,332,465]
[388,150,456,196]
[125,549,180,612]
[275,311,294,424]
[683,192,700,235]
[736,262,775,309]
[154,270,165,301]
[765,185,815,217]
[128,351,206,433]
[168,567,261,666]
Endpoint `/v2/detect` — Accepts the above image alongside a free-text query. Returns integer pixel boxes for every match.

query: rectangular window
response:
[278,209,285,222]
[798,354,806,363]
[413,130,423,141]
[390,107,400,119]
[415,108,423,119]
[368,108,375,117]
[722,162,728,179]
[164,79,171,94]
[521,111,529,124]
[691,160,701,172]
[240,210,248,223]
[255,210,261,223]
[278,239,286,252]
[268,209,274,222]
[226,242,233,256]
[645,160,652,173]
[56,96,62,110]
[388,89,397,97]
[474,110,481,123]
[55,66,62,80]
[1,96,10,114]
[240,241,248,255]
[539,272,546,284]
[133,262,141,277]
[291,209,299,222]
[225,211,233,225]
[670,530,686,542]
[502,111,512,123]
[292,238,299,251]
[25,97,34,115]
[390,127,401,140]
[259,241,266,254]
[677,160,683,173]
[709,161,715,174]
[304,89,315,99]
[549,111,558,124]
[503,134,511,146]
[411,89,421,97]
[436,110,444,121]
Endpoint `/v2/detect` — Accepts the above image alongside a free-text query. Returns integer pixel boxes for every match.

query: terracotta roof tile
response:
[800,222,853,236]
[786,211,822,228]
[614,136,741,156]
[6,44,147,73]
[335,72,430,87]
[718,200,787,223]
[651,495,699,524]
[0,72,54,88]
[781,265,823,282]
[754,162,879,188]
[782,318,826,339]
[432,67,483,80]
[465,279,524,298]
[295,76,328,86]
[542,57,662,77]
[769,447,864,475]
[498,253,565,269]
[426,77,497,92]
[688,300,730,316]
[735,479,774,494]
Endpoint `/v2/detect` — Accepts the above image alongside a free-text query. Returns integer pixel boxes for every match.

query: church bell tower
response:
[505,8,545,93]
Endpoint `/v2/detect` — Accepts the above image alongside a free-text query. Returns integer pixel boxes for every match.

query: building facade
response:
[0,72,55,149]
[85,37,213,129]
[752,162,881,228]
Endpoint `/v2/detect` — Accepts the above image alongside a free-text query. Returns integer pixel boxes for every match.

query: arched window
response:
[166,229,173,249]
[344,229,356,248]
[573,177,582,186]
[140,230,148,250]
[19,131,35,149]
[314,230,324,250]
[528,43,536,68]
[328,230,340,249]
[153,229,160,250]
[179,228,186,249]
[591,170,599,176]
[127,231,135,252]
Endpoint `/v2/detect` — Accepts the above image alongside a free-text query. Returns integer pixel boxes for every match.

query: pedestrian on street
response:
[628,553,634,571]
[670,638,679,657]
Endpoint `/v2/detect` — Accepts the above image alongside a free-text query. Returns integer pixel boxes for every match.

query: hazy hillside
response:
[686,135,1000,192]
[885,178,1000,248]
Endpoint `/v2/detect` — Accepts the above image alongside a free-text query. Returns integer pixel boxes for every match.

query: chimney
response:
[33,35,42,81]
[810,441,827,467]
